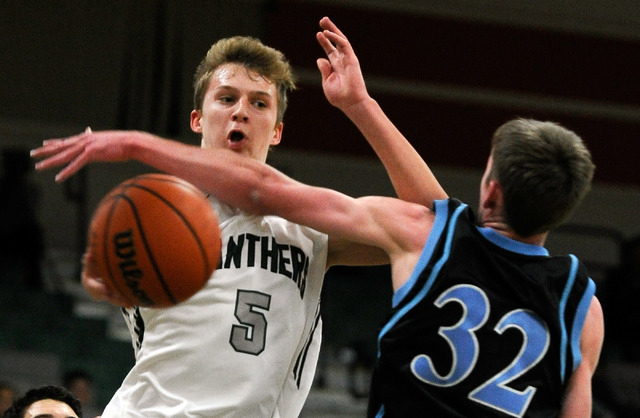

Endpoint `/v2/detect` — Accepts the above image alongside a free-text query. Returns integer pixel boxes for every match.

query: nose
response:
[232,99,249,122]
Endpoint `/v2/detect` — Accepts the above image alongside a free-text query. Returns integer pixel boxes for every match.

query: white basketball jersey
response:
[101,198,328,417]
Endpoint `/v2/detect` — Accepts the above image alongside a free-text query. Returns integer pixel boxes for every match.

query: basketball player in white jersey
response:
[32,17,445,417]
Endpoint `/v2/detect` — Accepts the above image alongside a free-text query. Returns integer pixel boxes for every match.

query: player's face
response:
[23,399,78,418]
[191,63,283,163]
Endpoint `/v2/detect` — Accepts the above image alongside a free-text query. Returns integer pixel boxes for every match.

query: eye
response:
[219,95,235,104]
[254,100,267,108]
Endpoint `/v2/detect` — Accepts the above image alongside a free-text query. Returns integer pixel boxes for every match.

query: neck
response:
[481,221,548,246]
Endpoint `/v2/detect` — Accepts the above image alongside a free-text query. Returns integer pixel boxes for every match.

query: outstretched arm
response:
[32,130,431,287]
[316,16,447,207]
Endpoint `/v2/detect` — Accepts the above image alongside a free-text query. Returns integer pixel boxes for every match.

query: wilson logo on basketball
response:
[89,173,221,307]
[113,229,154,307]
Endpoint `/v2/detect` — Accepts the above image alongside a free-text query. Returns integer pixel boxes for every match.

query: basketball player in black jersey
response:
[33,17,603,418]
[362,119,602,418]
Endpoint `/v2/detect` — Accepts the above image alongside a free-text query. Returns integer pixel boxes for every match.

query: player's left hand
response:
[316,17,369,110]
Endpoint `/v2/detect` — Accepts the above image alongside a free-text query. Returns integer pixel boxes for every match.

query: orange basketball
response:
[87,173,221,307]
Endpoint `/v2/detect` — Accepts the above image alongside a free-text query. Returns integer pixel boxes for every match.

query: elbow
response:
[246,187,269,215]
[241,170,278,216]
[226,163,289,216]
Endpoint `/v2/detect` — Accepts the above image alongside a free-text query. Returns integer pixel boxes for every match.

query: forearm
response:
[342,97,447,206]
[128,134,274,213]
[128,134,220,190]
[34,129,288,215]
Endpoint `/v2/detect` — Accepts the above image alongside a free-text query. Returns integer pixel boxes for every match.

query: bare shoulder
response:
[581,295,604,370]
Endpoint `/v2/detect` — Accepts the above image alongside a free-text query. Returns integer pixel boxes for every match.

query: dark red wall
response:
[265,2,640,188]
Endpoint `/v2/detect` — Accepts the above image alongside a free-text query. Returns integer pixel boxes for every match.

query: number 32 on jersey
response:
[410,284,550,418]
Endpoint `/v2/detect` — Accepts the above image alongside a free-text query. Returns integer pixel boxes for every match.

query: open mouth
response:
[229,130,245,142]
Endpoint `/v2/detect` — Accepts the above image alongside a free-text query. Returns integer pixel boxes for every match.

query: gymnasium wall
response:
[2,0,639,261]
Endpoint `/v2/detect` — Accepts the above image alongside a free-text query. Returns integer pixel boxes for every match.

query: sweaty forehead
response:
[211,63,276,93]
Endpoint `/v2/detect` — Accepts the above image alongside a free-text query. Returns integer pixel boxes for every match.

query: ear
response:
[482,180,503,210]
[271,122,284,146]
[190,110,202,133]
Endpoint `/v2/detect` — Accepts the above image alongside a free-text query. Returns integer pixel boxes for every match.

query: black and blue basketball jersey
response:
[369,199,596,418]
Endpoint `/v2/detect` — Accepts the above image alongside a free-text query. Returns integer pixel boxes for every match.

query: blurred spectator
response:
[0,382,15,416]
[63,370,100,418]
[2,385,82,418]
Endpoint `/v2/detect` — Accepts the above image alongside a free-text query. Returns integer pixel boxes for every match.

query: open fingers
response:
[317,16,353,56]
[31,137,79,159]
[316,30,336,57]
[32,127,91,158]
[319,16,346,38]
[322,29,352,54]
[316,57,332,80]
[53,151,89,182]
[319,17,351,50]
[33,142,82,170]
[31,129,94,181]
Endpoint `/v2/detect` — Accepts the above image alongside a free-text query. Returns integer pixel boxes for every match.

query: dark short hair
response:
[3,385,82,418]
[489,118,595,237]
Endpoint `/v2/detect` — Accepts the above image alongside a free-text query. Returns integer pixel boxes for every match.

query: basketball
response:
[87,173,221,307]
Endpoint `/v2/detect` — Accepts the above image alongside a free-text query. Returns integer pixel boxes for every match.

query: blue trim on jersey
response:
[393,199,450,308]
[571,277,596,372]
[477,227,549,256]
[378,202,468,358]
[558,254,579,382]
[374,405,385,418]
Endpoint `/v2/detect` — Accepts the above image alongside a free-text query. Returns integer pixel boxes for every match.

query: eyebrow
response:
[216,85,273,99]
[33,415,77,418]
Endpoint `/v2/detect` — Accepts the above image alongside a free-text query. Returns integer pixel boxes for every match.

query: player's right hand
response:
[31,127,140,183]
[82,250,133,308]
